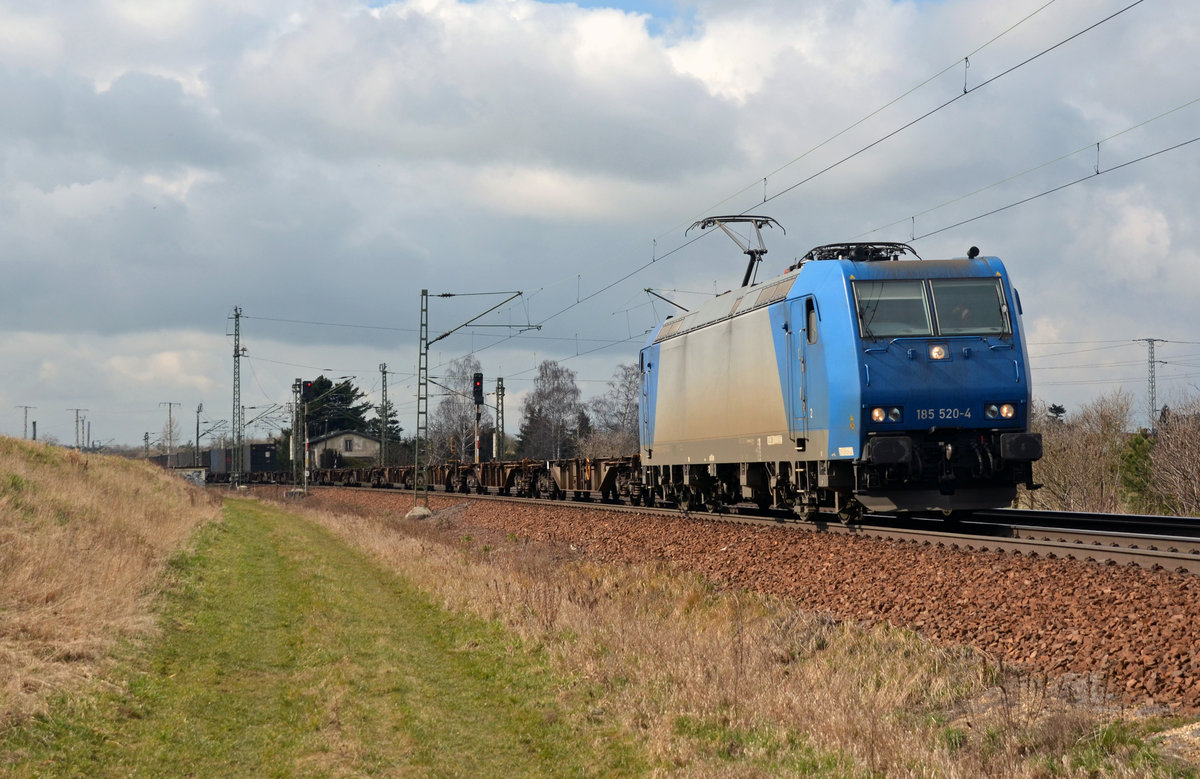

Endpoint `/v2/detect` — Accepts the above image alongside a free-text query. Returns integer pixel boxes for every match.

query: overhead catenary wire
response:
[452,0,1151,358]
[235,1,1178,428]
[243,314,416,334]
[912,134,1200,241]
[649,0,1066,244]
[266,0,1154,393]
[432,0,1103,360]
[757,0,1149,214]
[856,94,1200,240]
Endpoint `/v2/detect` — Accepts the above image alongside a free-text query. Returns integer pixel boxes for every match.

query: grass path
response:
[3,498,642,776]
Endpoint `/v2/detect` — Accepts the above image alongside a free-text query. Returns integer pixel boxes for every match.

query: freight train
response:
[175,234,1042,521]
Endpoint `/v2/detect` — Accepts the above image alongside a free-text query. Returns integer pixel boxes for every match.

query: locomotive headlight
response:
[985,403,1017,420]
[871,407,903,423]
[929,343,948,360]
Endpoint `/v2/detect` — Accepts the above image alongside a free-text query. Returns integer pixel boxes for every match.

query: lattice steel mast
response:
[231,306,245,488]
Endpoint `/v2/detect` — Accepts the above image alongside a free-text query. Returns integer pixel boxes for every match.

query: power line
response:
[913,134,1200,241]
[243,315,415,333]
[650,0,1065,243]
[857,94,1200,240]
[760,0,1148,213]
[459,0,1149,353]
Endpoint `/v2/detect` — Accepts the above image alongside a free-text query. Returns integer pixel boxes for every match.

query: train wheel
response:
[534,471,557,500]
[836,502,863,524]
[792,503,817,522]
[677,486,691,510]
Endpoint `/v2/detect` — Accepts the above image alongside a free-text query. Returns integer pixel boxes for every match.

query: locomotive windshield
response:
[854,280,933,338]
[854,277,1010,339]
[930,278,1010,335]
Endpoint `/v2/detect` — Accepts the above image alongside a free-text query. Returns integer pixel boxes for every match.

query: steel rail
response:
[281,485,1200,574]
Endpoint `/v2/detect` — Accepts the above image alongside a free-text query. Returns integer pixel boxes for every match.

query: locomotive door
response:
[789,297,812,445]
[638,348,652,452]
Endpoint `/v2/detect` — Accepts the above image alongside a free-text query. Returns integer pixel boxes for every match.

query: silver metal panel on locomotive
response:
[638,240,1042,519]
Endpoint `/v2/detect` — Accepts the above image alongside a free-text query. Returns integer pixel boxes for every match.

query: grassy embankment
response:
[0,436,220,726]
[285,491,1198,777]
[1,437,1195,775]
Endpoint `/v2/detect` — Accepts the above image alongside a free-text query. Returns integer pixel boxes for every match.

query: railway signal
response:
[473,372,484,465]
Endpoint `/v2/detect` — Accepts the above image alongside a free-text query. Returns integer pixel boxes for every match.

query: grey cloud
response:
[208,4,741,180]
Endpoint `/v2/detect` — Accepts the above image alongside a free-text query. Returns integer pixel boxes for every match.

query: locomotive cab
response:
[851,259,1042,512]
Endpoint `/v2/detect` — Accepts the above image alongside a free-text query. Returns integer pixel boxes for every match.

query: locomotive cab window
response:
[805,298,818,344]
[930,278,1010,336]
[853,280,933,338]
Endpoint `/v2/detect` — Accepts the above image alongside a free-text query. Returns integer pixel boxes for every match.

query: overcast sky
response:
[2,0,1198,448]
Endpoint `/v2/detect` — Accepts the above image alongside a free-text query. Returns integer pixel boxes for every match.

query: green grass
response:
[672,714,851,774]
[1,498,643,776]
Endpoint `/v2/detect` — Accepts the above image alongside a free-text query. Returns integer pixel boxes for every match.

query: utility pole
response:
[379,362,388,467]
[230,307,245,488]
[1135,338,1167,433]
[494,378,505,460]
[408,285,530,516]
[144,432,150,458]
[195,403,203,468]
[292,379,302,486]
[412,291,430,516]
[15,405,36,439]
[160,401,180,467]
[67,408,88,450]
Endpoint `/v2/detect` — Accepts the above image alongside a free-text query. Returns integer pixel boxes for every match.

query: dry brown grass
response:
[0,436,221,726]
[273,492,1170,777]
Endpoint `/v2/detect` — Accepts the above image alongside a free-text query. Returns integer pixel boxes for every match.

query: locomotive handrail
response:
[861,337,915,353]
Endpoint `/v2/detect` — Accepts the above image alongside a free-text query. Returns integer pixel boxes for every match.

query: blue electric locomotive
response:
[638,239,1042,519]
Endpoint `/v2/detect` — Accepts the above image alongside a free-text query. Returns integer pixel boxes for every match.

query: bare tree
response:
[429,355,493,462]
[1028,389,1132,512]
[1149,391,1200,516]
[517,360,581,459]
[579,362,640,457]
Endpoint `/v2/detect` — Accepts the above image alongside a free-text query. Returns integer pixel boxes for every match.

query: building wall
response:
[310,432,380,461]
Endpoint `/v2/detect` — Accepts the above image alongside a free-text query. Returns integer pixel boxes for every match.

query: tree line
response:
[275,358,640,470]
[426,356,639,464]
[1023,388,1200,517]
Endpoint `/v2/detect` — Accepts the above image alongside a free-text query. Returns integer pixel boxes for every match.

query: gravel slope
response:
[304,489,1200,713]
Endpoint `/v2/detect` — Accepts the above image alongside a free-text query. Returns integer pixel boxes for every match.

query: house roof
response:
[307,429,380,445]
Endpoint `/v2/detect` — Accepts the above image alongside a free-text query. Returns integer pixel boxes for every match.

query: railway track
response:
[283,485,1200,575]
